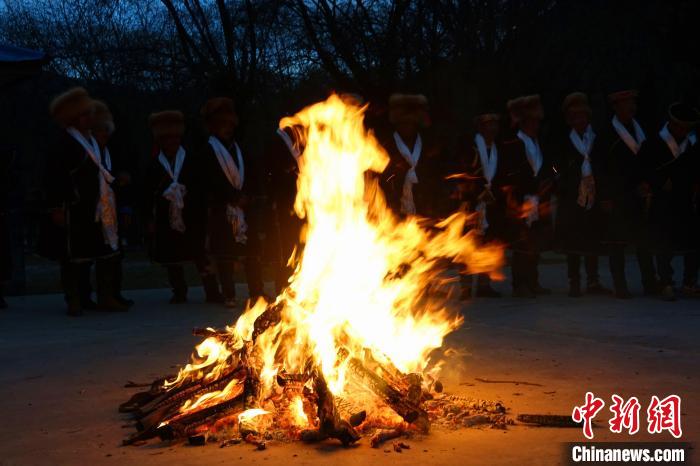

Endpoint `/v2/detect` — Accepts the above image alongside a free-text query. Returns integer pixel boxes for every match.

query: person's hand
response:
[50,208,65,227]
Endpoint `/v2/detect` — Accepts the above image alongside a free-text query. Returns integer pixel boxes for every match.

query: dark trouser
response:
[609,244,657,292]
[656,253,674,288]
[166,264,188,299]
[194,256,222,300]
[63,256,119,306]
[567,255,599,284]
[636,247,657,291]
[512,251,539,291]
[683,253,699,287]
[216,255,264,301]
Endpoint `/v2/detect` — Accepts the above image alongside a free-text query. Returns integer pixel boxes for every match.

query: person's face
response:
[478,120,500,142]
[568,110,590,134]
[160,133,182,155]
[521,117,541,135]
[213,114,237,142]
[93,127,111,148]
[74,108,95,132]
[613,98,637,123]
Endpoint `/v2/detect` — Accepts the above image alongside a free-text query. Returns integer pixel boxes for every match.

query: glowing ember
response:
[121,94,504,446]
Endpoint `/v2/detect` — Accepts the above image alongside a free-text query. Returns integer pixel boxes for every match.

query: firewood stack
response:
[119,301,440,447]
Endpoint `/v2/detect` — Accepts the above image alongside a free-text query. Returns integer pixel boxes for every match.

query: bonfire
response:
[120,95,505,449]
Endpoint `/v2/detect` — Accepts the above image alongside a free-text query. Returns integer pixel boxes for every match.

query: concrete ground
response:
[0,257,698,466]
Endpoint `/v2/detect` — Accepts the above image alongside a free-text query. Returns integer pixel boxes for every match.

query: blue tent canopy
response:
[0,43,46,63]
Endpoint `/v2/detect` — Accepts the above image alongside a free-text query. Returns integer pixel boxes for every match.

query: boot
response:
[660,285,676,302]
[96,258,128,312]
[476,287,502,298]
[533,284,551,295]
[513,285,536,298]
[568,280,582,298]
[615,287,633,299]
[202,273,224,303]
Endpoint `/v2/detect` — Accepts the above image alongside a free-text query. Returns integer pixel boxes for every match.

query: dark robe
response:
[142,150,200,264]
[39,130,117,262]
[596,126,649,247]
[263,129,304,268]
[499,136,555,252]
[453,135,508,242]
[379,131,452,219]
[553,130,606,255]
[0,147,11,281]
[199,139,263,259]
[638,131,697,254]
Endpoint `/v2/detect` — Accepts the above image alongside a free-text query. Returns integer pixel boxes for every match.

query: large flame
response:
[163,94,503,424]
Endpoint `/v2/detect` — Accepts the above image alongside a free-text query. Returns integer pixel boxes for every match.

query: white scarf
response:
[659,123,690,159]
[66,127,119,251]
[569,125,595,178]
[277,128,301,163]
[393,131,422,215]
[612,116,646,155]
[208,136,247,243]
[516,131,542,227]
[474,133,498,187]
[474,133,498,232]
[158,147,187,233]
[516,130,543,177]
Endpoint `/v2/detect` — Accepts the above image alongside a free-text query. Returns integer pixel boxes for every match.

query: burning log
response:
[346,357,429,432]
[300,368,360,446]
[369,428,404,448]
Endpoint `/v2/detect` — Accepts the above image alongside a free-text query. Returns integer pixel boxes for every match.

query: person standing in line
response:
[91,100,133,308]
[199,97,265,308]
[453,110,506,299]
[264,120,305,294]
[554,92,611,297]
[597,89,657,297]
[42,88,125,315]
[638,103,700,301]
[502,94,555,298]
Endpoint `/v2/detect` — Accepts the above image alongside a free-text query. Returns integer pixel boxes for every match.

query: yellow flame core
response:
[163,94,503,417]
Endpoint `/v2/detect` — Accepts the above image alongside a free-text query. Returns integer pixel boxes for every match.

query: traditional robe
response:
[596,121,649,246]
[638,128,697,254]
[554,127,606,255]
[453,134,508,241]
[264,128,304,267]
[40,130,118,261]
[0,146,11,281]
[143,149,200,264]
[499,135,555,252]
[199,139,263,259]
[379,131,452,219]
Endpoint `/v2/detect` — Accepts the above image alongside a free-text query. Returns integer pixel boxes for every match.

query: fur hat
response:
[201,97,238,131]
[473,113,500,126]
[92,100,115,135]
[148,110,185,141]
[607,89,638,104]
[49,87,94,128]
[668,102,700,129]
[507,94,544,126]
[388,93,430,127]
[562,92,591,122]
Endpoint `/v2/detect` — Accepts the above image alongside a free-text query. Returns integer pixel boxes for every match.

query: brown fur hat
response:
[562,92,591,123]
[473,113,500,126]
[92,100,115,134]
[607,89,638,104]
[49,87,94,128]
[201,97,238,132]
[148,110,185,141]
[668,102,700,129]
[388,93,430,127]
[507,94,544,126]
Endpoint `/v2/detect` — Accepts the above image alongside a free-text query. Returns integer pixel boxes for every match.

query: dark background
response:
[1,0,699,293]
